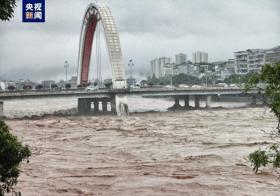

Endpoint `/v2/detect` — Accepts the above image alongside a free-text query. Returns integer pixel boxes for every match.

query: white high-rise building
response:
[175,53,187,65]
[192,51,208,64]
[150,57,171,78]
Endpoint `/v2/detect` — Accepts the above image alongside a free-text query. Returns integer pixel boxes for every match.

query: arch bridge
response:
[77,3,128,115]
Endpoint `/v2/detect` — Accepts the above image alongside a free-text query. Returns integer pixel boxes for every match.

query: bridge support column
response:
[0,101,3,118]
[206,95,212,108]
[194,96,200,109]
[251,96,257,106]
[173,96,181,109]
[78,98,91,114]
[78,98,85,114]
[184,96,190,108]
[93,101,99,113]
[111,97,116,114]
[102,100,108,112]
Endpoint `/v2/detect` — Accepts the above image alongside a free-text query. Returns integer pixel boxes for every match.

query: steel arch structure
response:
[77,3,126,89]
[77,3,128,115]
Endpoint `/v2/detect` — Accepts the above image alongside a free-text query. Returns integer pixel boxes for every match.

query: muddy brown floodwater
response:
[6,107,280,196]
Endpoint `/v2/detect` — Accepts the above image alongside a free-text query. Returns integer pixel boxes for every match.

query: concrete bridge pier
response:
[78,98,91,114]
[111,97,117,114]
[184,96,190,108]
[206,95,212,108]
[93,101,99,113]
[0,101,3,118]
[102,100,108,112]
[78,97,114,115]
[194,95,200,109]
[173,96,181,109]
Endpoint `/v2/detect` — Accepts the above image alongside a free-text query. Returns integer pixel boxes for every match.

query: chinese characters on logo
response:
[23,0,45,22]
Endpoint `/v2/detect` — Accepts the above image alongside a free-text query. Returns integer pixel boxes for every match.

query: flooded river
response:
[3,97,280,195]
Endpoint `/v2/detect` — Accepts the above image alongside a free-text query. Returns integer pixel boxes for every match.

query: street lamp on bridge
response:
[64,60,69,82]
[128,59,134,79]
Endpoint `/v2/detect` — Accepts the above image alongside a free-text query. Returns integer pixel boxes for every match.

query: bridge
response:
[0,87,263,117]
[0,3,264,117]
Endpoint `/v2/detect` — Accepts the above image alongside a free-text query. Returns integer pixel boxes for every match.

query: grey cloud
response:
[0,0,279,81]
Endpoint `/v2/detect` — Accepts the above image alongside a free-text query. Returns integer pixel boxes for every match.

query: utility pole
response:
[64,61,69,82]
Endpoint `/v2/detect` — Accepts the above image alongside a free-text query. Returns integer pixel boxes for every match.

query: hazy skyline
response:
[0,0,279,81]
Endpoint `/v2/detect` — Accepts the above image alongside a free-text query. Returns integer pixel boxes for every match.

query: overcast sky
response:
[0,0,279,81]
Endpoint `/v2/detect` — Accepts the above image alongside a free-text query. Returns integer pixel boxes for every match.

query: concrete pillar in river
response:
[102,100,108,112]
[194,95,200,109]
[78,98,91,114]
[111,97,116,114]
[174,96,181,109]
[206,95,212,108]
[184,96,190,108]
[93,101,99,113]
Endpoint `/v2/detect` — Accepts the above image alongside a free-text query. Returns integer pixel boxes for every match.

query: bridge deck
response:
[0,88,262,100]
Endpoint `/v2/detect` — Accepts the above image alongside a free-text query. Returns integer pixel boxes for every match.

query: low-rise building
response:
[265,46,280,64]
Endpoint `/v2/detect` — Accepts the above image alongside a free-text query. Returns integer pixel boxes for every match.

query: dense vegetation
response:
[224,73,257,84]
[0,120,31,195]
[246,63,280,173]
[147,73,201,86]
[0,0,17,21]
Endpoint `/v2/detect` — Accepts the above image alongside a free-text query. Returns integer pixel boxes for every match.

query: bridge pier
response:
[173,96,181,109]
[78,98,90,114]
[206,95,212,108]
[184,96,190,108]
[102,100,108,112]
[194,95,200,109]
[78,97,115,115]
[111,97,117,114]
[93,101,99,113]
[0,101,3,118]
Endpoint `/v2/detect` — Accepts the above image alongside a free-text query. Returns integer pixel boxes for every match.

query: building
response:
[192,51,208,64]
[235,49,266,74]
[151,59,161,78]
[162,63,174,77]
[265,46,280,64]
[175,53,187,65]
[151,57,171,78]
[0,81,16,91]
[42,80,55,89]
[69,76,78,89]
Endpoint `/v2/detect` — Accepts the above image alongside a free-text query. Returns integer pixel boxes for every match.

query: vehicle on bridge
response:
[86,85,99,92]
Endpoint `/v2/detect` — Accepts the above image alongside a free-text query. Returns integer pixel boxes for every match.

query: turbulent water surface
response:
[6,104,280,195]
[3,95,248,118]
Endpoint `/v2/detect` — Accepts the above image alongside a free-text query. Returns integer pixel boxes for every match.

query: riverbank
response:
[7,107,280,195]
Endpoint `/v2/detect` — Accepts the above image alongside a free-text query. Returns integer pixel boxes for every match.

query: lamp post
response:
[128,59,134,87]
[128,59,134,79]
[64,61,69,82]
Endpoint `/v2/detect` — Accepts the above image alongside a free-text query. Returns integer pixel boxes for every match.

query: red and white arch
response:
[77,3,127,89]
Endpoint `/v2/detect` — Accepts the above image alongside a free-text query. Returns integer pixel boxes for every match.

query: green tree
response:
[247,63,280,173]
[0,120,31,195]
[0,0,17,21]
[247,63,280,131]
[65,83,71,89]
